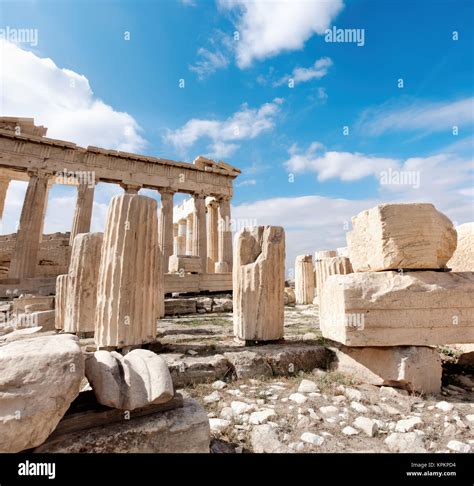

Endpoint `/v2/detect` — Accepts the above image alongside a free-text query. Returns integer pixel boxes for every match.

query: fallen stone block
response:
[224,350,273,379]
[164,298,196,316]
[0,334,84,452]
[347,203,456,271]
[161,353,230,387]
[258,344,330,376]
[34,398,210,453]
[85,349,174,410]
[329,345,442,394]
[168,255,202,274]
[320,271,474,346]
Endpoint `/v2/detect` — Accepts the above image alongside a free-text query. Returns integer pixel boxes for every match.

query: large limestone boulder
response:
[294,255,315,304]
[85,349,174,410]
[347,203,457,271]
[0,334,84,452]
[448,223,474,271]
[64,232,103,334]
[330,345,442,394]
[320,271,474,346]
[233,226,285,341]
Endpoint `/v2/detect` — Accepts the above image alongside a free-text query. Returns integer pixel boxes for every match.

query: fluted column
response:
[0,174,11,220]
[173,223,179,255]
[216,196,233,273]
[177,219,187,255]
[95,194,161,347]
[70,182,95,244]
[9,170,50,279]
[192,194,207,272]
[206,199,219,273]
[158,188,174,272]
[186,213,194,255]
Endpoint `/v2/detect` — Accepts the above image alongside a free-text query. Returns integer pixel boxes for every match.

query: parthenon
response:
[0,117,239,296]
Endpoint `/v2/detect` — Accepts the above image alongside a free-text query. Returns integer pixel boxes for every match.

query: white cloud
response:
[164,98,283,158]
[218,0,344,68]
[0,40,145,151]
[274,57,333,86]
[236,178,257,187]
[189,47,230,79]
[357,97,474,136]
[285,142,398,181]
[180,0,197,6]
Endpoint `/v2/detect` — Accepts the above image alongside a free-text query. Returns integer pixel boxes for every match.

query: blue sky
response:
[1,0,473,265]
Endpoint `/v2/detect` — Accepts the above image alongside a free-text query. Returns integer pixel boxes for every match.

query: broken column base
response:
[329,344,442,395]
[34,398,210,453]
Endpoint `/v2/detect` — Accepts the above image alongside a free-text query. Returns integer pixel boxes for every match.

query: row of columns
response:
[1,170,233,279]
[172,196,232,273]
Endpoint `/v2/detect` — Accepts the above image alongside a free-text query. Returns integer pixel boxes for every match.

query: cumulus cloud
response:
[218,0,344,68]
[274,57,333,86]
[285,142,398,181]
[0,40,145,151]
[357,97,474,136]
[189,47,230,80]
[164,98,283,158]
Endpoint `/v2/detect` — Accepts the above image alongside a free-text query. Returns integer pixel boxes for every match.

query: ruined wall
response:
[0,232,71,278]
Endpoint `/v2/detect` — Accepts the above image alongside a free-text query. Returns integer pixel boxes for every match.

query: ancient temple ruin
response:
[0,117,239,297]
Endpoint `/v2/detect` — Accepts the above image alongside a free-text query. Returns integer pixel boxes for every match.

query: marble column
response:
[0,174,11,220]
[38,179,53,243]
[70,182,95,245]
[177,219,187,255]
[158,188,174,272]
[192,194,207,272]
[206,199,219,273]
[186,213,194,255]
[216,196,233,273]
[9,170,50,279]
[173,223,179,255]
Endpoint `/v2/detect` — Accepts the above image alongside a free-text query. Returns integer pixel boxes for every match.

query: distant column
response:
[177,219,187,255]
[186,213,194,255]
[158,188,175,272]
[9,170,50,279]
[192,194,207,272]
[70,182,95,244]
[206,199,219,273]
[216,196,233,273]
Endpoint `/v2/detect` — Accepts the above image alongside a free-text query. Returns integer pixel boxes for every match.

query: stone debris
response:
[85,349,174,410]
[353,416,378,437]
[301,432,324,446]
